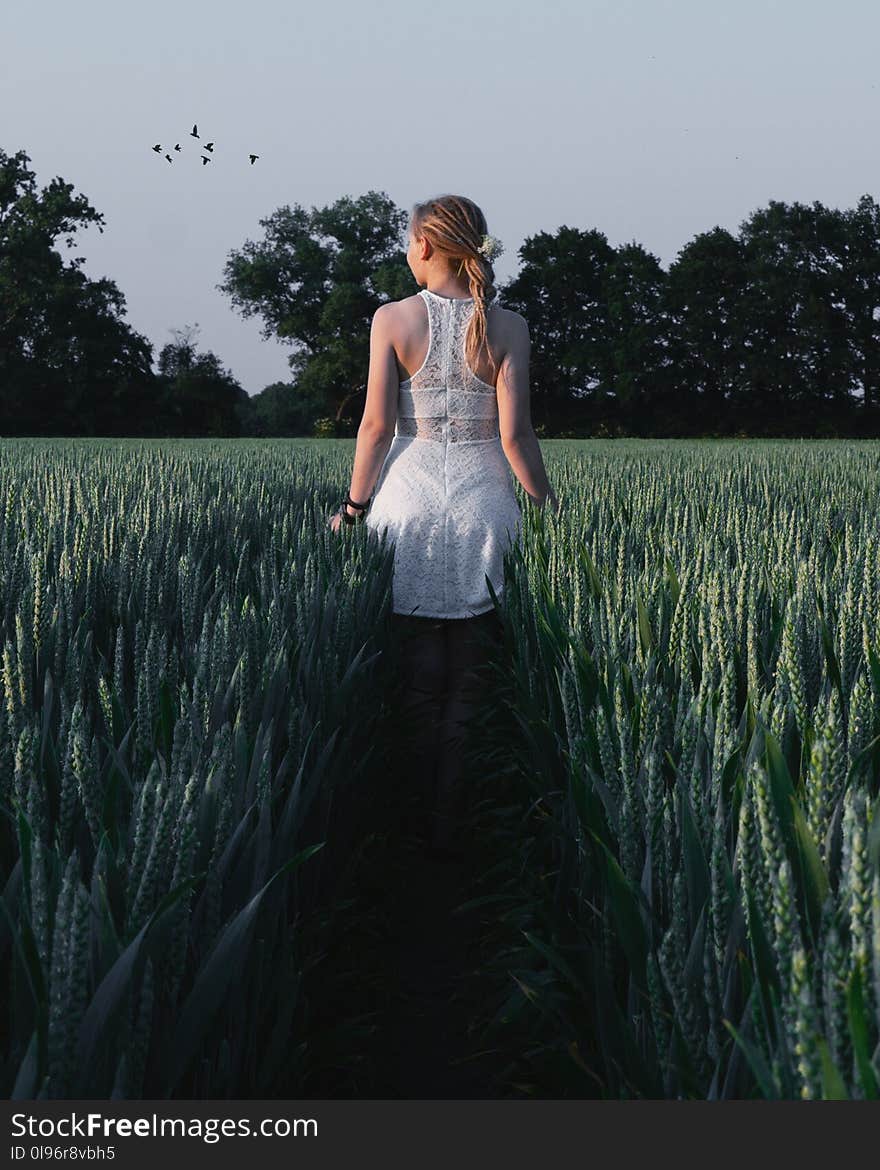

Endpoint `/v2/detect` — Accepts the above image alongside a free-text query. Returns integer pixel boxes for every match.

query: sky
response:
[3,0,879,396]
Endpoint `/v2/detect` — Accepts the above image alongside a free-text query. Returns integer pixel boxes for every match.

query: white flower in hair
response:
[477,233,504,262]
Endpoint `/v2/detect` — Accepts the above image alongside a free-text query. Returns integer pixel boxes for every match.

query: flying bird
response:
[204,142,214,152]
[152,144,161,152]
[249,154,259,164]
[201,155,212,165]
[190,124,199,138]
[174,143,182,151]
[165,154,173,163]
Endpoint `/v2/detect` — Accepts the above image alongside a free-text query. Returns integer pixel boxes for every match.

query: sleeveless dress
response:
[365,289,523,619]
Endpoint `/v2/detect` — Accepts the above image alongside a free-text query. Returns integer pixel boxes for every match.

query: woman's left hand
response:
[328,508,344,533]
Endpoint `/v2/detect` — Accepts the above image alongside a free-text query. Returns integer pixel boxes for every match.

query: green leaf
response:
[867,645,880,706]
[636,592,654,656]
[665,556,681,609]
[157,674,176,762]
[744,884,780,1019]
[578,541,603,600]
[846,966,879,1099]
[165,845,323,1092]
[74,873,202,1093]
[815,607,843,699]
[789,794,829,941]
[680,787,710,926]
[589,830,648,982]
[723,1011,777,1099]
[817,1037,848,1099]
[522,930,582,992]
[763,728,796,850]
[11,1030,39,1100]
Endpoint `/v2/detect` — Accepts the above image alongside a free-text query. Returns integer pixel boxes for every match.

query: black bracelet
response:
[338,492,370,525]
[345,492,371,511]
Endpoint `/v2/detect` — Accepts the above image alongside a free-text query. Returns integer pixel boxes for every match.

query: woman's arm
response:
[343,305,398,516]
[496,313,559,512]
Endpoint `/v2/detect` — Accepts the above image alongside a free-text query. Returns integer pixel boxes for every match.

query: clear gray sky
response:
[4,1,878,395]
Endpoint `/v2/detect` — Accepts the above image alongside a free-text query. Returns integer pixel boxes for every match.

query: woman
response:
[329,194,559,859]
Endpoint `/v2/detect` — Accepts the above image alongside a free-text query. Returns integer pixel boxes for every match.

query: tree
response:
[841,193,880,413]
[663,227,748,433]
[0,148,154,435]
[499,226,617,430]
[735,199,854,430]
[155,324,247,437]
[602,242,668,434]
[238,380,323,436]
[217,191,411,428]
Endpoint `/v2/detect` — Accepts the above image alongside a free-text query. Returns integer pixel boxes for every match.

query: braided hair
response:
[409,194,499,383]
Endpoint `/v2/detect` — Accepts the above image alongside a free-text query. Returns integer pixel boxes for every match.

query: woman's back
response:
[364,288,523,618]
[391,289,510,393]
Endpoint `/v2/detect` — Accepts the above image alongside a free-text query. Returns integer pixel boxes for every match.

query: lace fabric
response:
[396,290,499,444]
[396,416,500,442]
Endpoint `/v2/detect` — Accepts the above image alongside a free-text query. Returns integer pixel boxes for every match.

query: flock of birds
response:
[151,124,259,166]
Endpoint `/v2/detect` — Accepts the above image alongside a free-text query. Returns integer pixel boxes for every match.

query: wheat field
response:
[2,437,879,1099]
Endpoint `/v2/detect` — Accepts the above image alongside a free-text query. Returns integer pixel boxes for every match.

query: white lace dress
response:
[365,288,523,619]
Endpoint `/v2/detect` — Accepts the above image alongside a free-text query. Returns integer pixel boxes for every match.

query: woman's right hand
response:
[532,488,561,515]
[544,489,561,515]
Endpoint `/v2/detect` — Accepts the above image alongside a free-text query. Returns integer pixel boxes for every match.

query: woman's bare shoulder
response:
[492,304,528,328]
[491,306,529,357]
[384,294,527,344]
[382,292,425,320]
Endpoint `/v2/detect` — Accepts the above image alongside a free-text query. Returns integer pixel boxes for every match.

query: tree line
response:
[2,146,880,438]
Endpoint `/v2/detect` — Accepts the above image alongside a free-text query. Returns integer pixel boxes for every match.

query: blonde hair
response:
[409,194,498,381]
